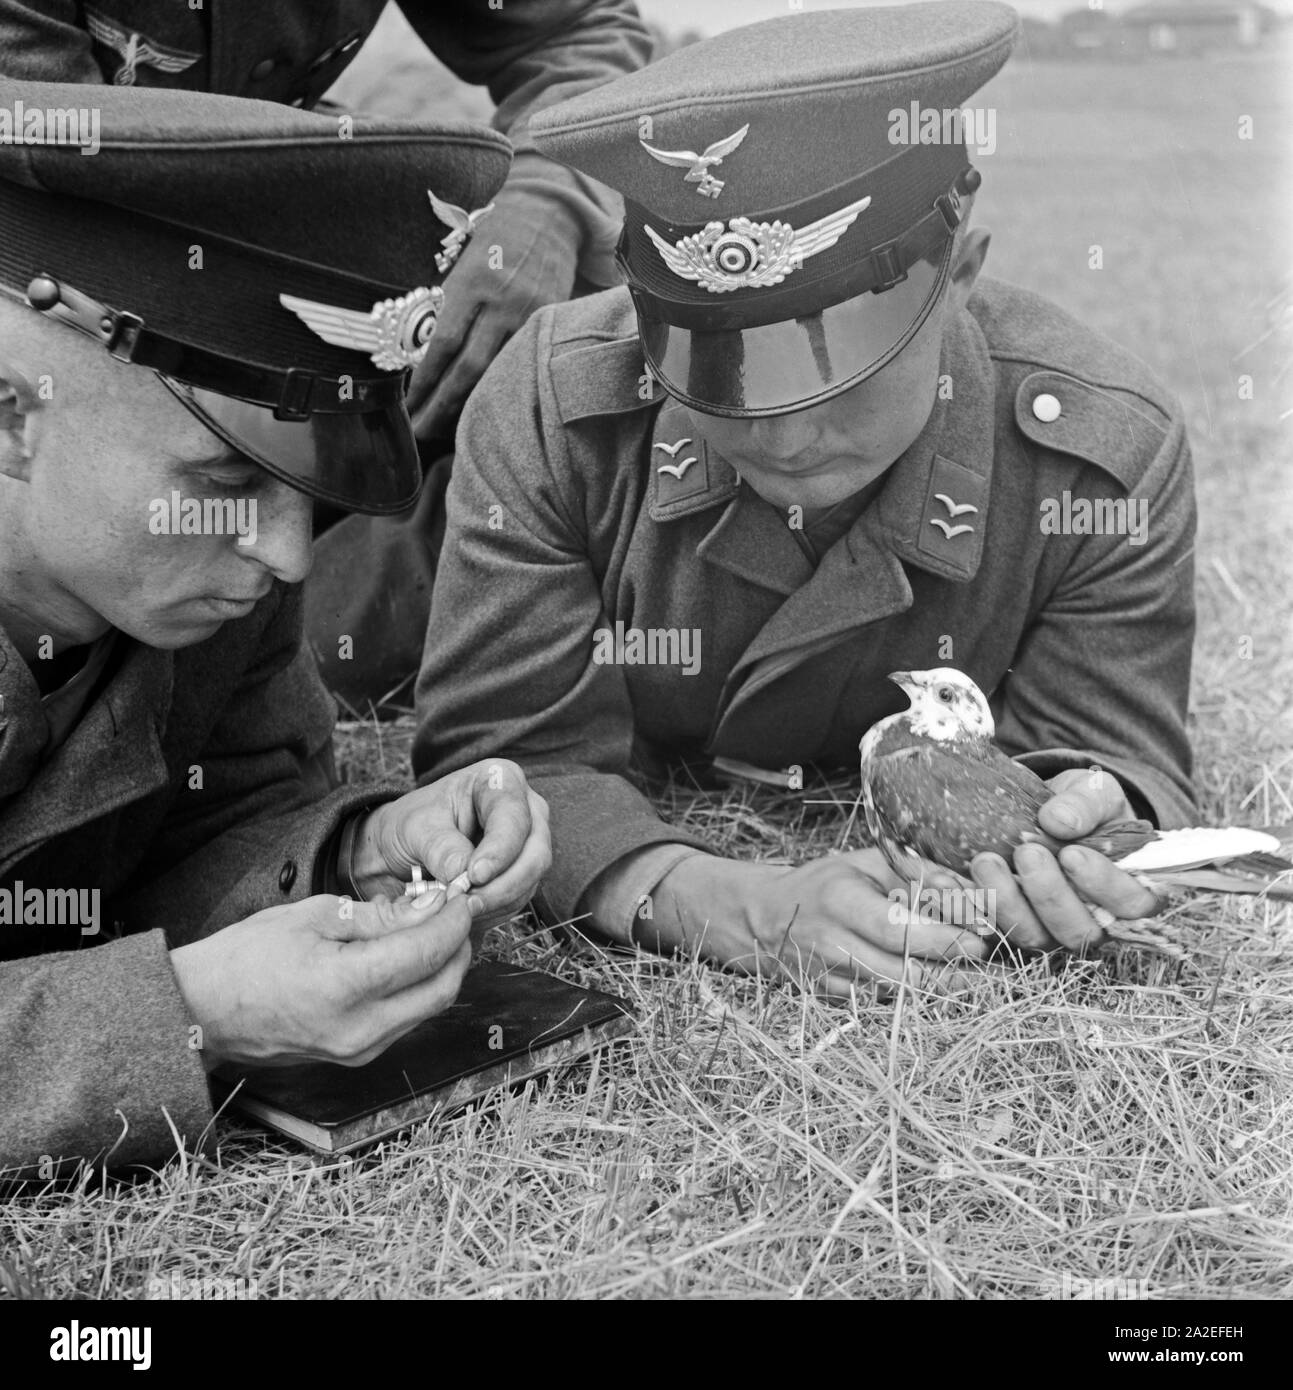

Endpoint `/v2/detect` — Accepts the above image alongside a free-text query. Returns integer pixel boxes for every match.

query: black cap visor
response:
[160,377,422,515]
[635,239,952,418]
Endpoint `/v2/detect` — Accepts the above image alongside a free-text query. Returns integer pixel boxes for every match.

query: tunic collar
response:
[647,301,997,590]
[0,621,171,873]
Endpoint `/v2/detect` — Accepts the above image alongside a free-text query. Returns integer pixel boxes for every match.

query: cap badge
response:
[643,194,871,294]
[279,287,444,370]
[639,124,750,199]
[84,8,200,86]
[427,191,495,274]
[654,438,698,479]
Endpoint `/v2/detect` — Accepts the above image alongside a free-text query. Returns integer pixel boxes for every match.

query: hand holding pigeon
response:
[859,669,1291,955]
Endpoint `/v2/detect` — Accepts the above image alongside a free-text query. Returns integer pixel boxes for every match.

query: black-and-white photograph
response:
[0,0,1289,1328]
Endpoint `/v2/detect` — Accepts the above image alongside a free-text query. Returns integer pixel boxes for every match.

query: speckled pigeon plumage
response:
[858,668,1293,899]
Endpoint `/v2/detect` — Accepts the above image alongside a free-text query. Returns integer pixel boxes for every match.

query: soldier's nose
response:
[234,481,314,585]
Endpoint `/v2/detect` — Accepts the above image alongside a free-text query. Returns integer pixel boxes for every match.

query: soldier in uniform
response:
[413,3,1198,992]
[0,80,549,1176]
[0,0,653,708]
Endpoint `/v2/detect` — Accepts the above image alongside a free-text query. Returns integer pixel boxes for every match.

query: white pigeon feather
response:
[1116,826,1281,873]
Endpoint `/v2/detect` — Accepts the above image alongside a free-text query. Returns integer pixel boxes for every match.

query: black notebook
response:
[211,961,636,1154]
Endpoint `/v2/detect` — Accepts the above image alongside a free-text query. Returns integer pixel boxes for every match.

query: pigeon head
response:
[888,667,995,742]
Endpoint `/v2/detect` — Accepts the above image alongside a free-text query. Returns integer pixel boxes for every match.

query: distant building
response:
[1118,1,1271,55]
[1016,14,1074,59]
[1059,7,1121,56]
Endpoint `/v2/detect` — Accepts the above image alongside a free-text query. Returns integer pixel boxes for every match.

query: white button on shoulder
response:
[1032,392,1062,423]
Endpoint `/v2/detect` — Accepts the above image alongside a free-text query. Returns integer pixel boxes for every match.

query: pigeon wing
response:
[1111,827,1293,899]
[866,738,1051,878]
[1113,826,1282,872]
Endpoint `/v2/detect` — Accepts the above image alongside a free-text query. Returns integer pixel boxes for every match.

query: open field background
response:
[2,47,1291,1300]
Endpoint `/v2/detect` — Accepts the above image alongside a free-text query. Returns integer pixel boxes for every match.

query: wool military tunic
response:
[413,277,1198,939]
[0,585,400,1176]
[0,0,648,127]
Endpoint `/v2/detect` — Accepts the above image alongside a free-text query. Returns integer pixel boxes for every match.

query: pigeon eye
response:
[937,686,955,704]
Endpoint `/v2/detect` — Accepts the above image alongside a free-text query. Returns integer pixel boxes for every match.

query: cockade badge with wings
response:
[279,287,444,371]
[428,191,495,274]
[638,123,751,198]
[643,194,872,294]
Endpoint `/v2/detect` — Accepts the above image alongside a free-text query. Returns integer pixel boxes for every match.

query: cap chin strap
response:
[19,274,407,421]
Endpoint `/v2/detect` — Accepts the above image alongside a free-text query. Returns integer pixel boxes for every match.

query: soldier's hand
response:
[407,186,580,444]
[170,889,472,1070]
[648,849,992,995]
[970,768,1161,954]
[348,759,551,925]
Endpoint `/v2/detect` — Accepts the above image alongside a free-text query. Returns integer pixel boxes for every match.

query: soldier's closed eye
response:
[175,450,263,491]
[201,467,261,492]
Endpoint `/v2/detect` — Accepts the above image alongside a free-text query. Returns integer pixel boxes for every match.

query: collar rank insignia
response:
[279,286,444,371]
[654,438,697,479]
[638,124,750,199]
[929,492,978,540]
[84,7,200,86]
[428,191,495,274]
[644,194,871,294]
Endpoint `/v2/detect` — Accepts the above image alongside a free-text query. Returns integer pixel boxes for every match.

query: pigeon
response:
[858,668,1292,948]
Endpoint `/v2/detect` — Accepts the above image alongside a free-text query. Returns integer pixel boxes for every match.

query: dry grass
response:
[2,835,1290,1299]
[2,53,1292,1301]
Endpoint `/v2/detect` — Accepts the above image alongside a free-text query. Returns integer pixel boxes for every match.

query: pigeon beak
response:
[887,671,918,704]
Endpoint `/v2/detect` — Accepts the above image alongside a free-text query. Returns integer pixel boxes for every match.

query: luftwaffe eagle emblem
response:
[279,287,444,371]
[643,194,872,293]
[427,191,495,274]
[638,123,750,198]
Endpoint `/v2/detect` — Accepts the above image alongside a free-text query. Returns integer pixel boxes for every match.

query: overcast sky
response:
[636,0,1291,33]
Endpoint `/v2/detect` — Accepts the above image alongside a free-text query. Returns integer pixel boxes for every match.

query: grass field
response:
[2,53,1291,1302]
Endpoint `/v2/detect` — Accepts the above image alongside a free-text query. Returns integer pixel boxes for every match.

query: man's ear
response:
[947,227,990,311]
[0,357,41,482]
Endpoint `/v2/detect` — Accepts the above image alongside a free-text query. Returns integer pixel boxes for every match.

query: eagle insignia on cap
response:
[639,124,750,199]
[643,194,872,294]
[279,286,444,370]
[428,191,495,274]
